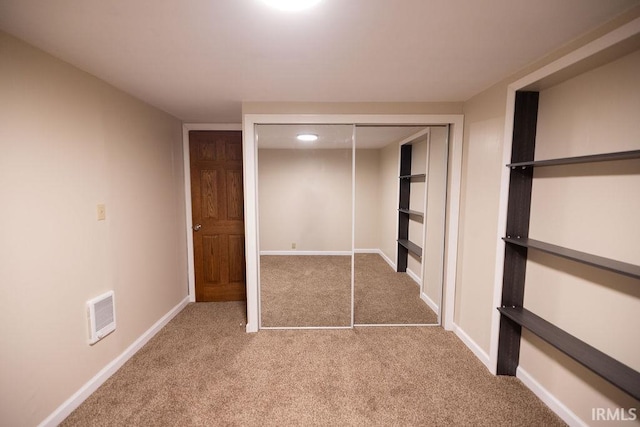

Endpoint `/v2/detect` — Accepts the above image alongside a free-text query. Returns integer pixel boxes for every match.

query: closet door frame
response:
[242,114,464,333]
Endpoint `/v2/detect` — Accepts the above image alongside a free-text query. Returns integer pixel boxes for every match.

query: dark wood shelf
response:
[507,149,640,168]
[398,239,422,258]
[498,307,640,401]
[503,237,640,279]
[399,209,424,218]
[399,173,426,180]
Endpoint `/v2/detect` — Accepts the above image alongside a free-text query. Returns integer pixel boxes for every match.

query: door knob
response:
[193,224,202,231]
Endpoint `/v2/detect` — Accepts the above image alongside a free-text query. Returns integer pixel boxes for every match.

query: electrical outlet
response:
[97,204,106,221]
[291,243,296,249]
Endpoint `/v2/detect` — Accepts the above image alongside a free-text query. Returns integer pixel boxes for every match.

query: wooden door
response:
[190,131,246,301]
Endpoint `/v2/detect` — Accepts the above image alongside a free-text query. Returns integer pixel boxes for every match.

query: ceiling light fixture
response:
[260,0,322,12]
[297,133,318,142]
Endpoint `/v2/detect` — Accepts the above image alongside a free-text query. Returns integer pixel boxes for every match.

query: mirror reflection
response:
[256,123,449,328]
[257,124,354,327]
[354,126,449,325]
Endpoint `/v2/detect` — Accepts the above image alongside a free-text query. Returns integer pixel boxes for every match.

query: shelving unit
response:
[497,91,640,401]
[397,144,424,272]
[502,237,640,279]
[507,149,640,168]
[498,307,640,400]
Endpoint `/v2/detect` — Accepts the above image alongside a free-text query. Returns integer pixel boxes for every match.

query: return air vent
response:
[87,291,116,345]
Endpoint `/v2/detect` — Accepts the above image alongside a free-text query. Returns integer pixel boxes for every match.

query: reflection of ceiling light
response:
[297,133,318,142]
[261,0,322,12]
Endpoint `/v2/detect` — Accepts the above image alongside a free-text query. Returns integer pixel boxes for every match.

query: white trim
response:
[181,123,242,303]
[243,114,464,333]
[377,249,397,270]
[38,296,190,427]
[452,323,491,371]
[261,326,353,330]
[443,121,463,331]
[406,268,421,286]
[420,292,440,313]
[243,121,260,333]
[259,250,352,256]
[488,16,640,375]
[516,367,588,427]
[354,323,440,327]
[354,248,381,253]
[351,124,356,327]
[420,130,431,298]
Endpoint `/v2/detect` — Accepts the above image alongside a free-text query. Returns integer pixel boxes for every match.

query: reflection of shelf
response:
[503,237,640,279]
[498,307,640,401]
[398,209,424,219]
[506,149,640,168]
[399,173,426,180]
[398,239,422,258]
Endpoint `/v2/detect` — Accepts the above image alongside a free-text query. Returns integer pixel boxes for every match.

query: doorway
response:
[189,130,246,302]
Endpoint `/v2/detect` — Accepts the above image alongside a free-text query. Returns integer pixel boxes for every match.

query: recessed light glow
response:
[297,133,318,142]
[261,0,322,12]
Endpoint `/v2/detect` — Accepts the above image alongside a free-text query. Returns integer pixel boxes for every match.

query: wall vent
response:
[87,291,116,345]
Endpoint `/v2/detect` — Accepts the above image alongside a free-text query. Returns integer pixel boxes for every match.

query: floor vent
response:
[87,291,116,345]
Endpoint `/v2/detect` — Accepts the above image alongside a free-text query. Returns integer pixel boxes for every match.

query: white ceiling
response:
[1,0,638,123]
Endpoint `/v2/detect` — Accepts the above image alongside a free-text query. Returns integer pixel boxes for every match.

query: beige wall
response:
[354,149,380,249]
[456,9,640,425]
[455,84,506,351]
[0,32,187,426]
[258,149,352,251]
[243,101,463,115]
[521,48,640,424]
[378,141,400,263]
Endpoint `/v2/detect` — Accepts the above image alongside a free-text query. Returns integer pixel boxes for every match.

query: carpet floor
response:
[354,253,437,324]
[62,302,565,426]
[260,254,437,327]
[260,255,352,327]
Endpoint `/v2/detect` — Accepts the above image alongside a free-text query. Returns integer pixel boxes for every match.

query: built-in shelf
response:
[507,149,640,168]
[398,239,422,258]
[503,237,640,279]
[498,307,640,401]
[398,208,424,219]
[399,173,426,180]
[397,143,425,272]
[498,51,640,402]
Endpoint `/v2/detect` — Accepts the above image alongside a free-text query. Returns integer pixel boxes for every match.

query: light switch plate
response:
[97,204,106,221]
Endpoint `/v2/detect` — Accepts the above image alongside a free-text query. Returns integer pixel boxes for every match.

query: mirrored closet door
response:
[256,124,354,328]
[353,126,449,325]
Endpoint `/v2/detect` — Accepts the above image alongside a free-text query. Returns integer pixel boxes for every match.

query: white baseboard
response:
[452,323,491,371]
[260,250,352,256]
[354,248,397,271]
[379,250,397,270]
[38,296,190,427]
[420,292,439,313]
[516,367,587,427]
[406,268,421,286]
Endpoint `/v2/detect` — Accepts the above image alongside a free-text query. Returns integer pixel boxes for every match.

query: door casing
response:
[241,114,464,334]
[182,124,242,303]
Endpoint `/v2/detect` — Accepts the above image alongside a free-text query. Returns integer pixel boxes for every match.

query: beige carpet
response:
[260,254,437,327]
[62,302,565,426]
[355,253,437,324]
[260,255,352,327]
